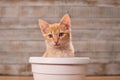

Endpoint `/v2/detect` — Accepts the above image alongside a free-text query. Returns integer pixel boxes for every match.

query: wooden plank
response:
[0,52,119,64]
[71,19,120,29]
[0,41,120,53]
[1,6,62,18]
[0,64,32,76]
[0,17,39,29]
[0,0,65,6]
[1,6,19,17]
[0,52,42,64]
[0,52,118,64]
[0,18,119,29]
[66,0,120,7]
[0,29,100,41]
[72,29,120,41]
[76,52,120,63]
[19,6,62,18]
[0,41,45,53]
[0,0,120,7]
[0,53,29,64]
[87,63,120,75]
[0,29,120,41]
[73,41,120,53]
[61,6,120,18]
[0,7,2,16]
[0,76,120,80]
[0,76,33,80]
[0,29,42,41]
[86,76,120,80]
[1,6,120,18]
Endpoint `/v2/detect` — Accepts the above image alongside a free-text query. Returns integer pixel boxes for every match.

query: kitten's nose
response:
[54,41,58,44]
[54,41,60,46]
[54,37,59,43]
[54,40,60,46]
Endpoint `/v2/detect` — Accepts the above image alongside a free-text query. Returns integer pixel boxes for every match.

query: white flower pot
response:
[29,57,90,80]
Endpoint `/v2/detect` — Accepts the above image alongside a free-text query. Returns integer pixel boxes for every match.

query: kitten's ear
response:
[39,19,49,34]
[60,14,71,30]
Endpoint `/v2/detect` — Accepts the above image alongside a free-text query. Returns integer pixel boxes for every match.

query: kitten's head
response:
[39,14,71,48]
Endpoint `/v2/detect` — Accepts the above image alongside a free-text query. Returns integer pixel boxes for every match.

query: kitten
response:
[39,14,74,57]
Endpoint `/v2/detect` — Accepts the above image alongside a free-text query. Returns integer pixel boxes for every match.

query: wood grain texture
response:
[0,52,119,64]
[0,0,120,76]
[0,41,120,53]
[0,6,120,18]
[0,18,119,29]
[86,76,120,80]
[66,0,120,7]
[0,41,45,53]
[0,64,31,76]
[0,76,120,80]
[0,0,120,7]
[0,29,120,41]
[61,6,120,18]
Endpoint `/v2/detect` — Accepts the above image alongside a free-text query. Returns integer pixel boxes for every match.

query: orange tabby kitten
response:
[39,14,74,57]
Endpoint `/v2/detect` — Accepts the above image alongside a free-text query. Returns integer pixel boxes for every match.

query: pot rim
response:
[29,57,90,64]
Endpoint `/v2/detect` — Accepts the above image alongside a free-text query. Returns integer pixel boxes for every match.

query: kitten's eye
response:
[59,32,64,37]
[48,34,53,38]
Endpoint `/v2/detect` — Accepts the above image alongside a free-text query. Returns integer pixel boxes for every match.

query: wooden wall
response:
[0,0,120,76]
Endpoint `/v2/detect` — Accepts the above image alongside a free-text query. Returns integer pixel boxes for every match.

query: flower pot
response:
[29,57,90,80]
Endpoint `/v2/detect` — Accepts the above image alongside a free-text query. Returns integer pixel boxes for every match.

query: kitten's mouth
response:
[54,43,60,46]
